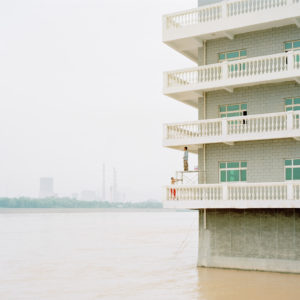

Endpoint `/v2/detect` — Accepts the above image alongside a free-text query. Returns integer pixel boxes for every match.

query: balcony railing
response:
[163,0,300,61]
[164,181,300,208]
[164,111,300,148]
[164,51,300,103]
[164,0,299,31]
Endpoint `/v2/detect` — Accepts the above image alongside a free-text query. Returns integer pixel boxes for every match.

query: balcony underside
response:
[163,200,300,209]
[164,131,300,153]
[164,4,300,62]
[165,73,300,108]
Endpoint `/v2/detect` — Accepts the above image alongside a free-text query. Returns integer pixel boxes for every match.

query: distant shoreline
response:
[0,208,190,214]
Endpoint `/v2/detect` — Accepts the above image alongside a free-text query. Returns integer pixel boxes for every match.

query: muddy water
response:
[0,210,299,300]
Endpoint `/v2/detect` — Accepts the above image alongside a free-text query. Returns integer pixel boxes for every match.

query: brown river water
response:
[0,209,300,300]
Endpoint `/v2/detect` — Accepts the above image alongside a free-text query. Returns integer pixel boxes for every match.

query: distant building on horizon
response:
[39,177,54,198]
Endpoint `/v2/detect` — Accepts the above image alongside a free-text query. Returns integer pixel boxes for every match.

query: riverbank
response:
[0,208,189,214]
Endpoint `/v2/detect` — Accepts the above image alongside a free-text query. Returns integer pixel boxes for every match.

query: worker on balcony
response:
[170,177,179,200]
[183,146,188,171]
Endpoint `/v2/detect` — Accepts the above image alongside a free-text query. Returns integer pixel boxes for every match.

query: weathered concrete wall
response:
[198,209,300,273]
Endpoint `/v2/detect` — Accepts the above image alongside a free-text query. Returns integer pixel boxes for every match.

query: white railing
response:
[165,51,299,90]
[227,0,289,17]
[226,111,288,135]
[164,111,300,143]
[167,184,223,201]
[166,182,300,201]
[165,119,222,140]
[164,0,297,31]
[165,4,222,30]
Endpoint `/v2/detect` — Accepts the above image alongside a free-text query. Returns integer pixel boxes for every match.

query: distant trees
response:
[0,197,162,209]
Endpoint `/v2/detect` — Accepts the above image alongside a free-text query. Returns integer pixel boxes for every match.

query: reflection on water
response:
[0,210,300,300]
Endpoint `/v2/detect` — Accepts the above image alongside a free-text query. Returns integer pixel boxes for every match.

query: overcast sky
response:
[0,0,199,201]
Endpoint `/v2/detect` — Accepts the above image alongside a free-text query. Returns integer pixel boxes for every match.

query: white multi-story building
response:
[162,0,300,273]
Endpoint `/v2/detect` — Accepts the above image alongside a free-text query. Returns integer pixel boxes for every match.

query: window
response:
[219,103,247,118]
[285,159,300,180]
[285,97,300,112]
[285,40,300,63]
[219,50,247,72]
[284,40,300,51]
[219,161,247,182]
[218,50,247,62]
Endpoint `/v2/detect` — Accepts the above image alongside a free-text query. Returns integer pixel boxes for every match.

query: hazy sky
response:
[0,0,199,201]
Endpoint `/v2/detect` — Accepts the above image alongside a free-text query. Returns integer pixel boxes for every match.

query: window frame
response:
[284,40,300,52]
[284,97,300,112]
[219,161,247,183]
[219,103,247,118]
[285,159,300,181]
[218,49,247,63]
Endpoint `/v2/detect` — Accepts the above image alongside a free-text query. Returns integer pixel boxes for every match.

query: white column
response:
[222,118,228,136]
[222,61,229,80]
[221,0,228,18]
[287,183,294,201]
[222,184,228,201]
[286,111,294,131]
[287,51,294,72]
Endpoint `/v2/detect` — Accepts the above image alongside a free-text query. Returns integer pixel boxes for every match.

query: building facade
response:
[162,0,300,273]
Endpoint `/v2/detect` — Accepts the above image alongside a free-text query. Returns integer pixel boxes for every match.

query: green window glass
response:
[240,50,247,57]
[294,40,300,48]
[295,98,300,105]
[285,42,292,50]
[218,49,247,62]
[241,162,247,168]
[227,170,239,181]
[285,97,300,112]
[220,106,226,112]
[285,159,300,180]
[227,162,239,168]
[241,170,247,181]
[227,51,239,59]
[286,168,292,180]
[285,40,300,51]
[219,161,247,182]
[285,159,292,166]
[227,112,240,117]
[220,162,226,169]
[219,53,225,60]
[220,171,226,182]
[294,159,300,166]
[294,168,300,180]
[285,98,292,105]
[219,103,247,118]
[227,104,240,111]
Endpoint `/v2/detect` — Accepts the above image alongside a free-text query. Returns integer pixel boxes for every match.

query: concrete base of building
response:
[198,209,300,273]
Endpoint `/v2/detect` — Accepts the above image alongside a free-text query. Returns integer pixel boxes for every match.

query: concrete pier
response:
[198,209,300,273]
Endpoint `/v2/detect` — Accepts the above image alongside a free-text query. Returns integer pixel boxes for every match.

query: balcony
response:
[164,181,300,209]
[163,0,300,62]
[163,111,300,151]
[164,51,300,106]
